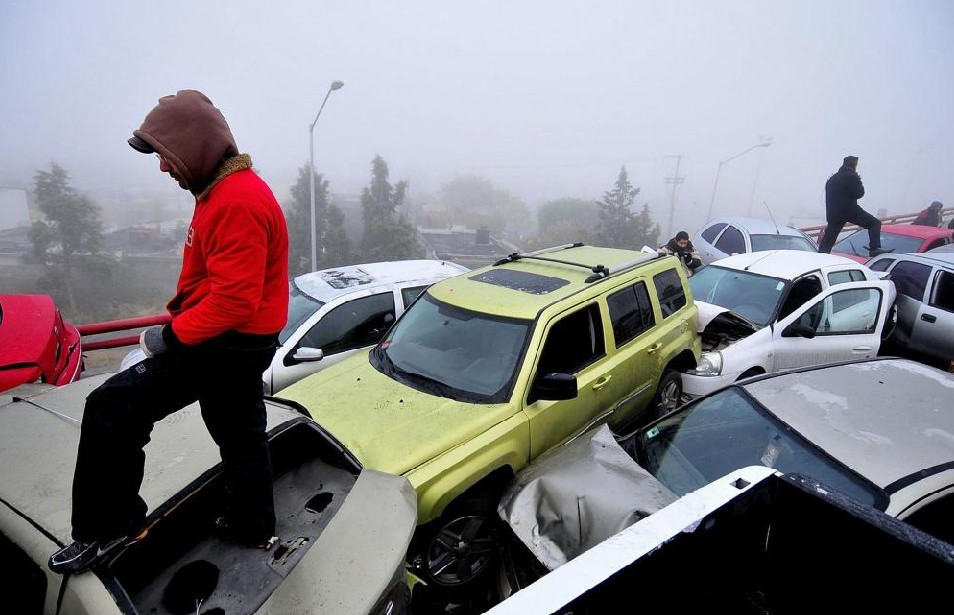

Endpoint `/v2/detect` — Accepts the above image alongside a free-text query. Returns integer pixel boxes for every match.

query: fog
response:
[2,0,953,237]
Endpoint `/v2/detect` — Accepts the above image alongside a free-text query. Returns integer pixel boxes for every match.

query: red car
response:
[0,294,83,393]
[829,224,954,264]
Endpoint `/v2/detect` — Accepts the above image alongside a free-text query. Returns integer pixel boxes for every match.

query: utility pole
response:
[664,154,686,240]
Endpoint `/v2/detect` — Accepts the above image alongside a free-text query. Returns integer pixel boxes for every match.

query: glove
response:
[139,325,172,358]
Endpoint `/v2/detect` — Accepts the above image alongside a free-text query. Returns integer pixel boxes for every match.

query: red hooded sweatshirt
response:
[132,90,288,345]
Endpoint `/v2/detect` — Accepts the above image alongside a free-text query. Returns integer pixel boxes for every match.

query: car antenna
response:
[764,201,782,234]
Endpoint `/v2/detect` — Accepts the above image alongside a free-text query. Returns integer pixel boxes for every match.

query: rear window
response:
[653,268,687,317]
[714,225,745,255]
[701,223,728,243]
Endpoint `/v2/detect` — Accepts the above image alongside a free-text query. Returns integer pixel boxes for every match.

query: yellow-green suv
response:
[280,244,700,594]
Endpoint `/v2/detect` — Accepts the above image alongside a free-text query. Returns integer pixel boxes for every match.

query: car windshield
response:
[280,283,326,344]
[371,293,532,403]
[750,233,816,252]
[688,265,787,326]
[633,386,882,508]
[833,231,924,257]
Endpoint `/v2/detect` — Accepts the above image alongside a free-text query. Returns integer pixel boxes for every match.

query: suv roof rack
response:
[493,243,663,283]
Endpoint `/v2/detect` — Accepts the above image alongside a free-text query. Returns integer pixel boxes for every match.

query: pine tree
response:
[29,163,104,313]
[595,166,658,249]
[359,155,422,261]
[284,164,351,275]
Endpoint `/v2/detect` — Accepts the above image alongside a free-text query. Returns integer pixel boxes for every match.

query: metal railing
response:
[800,207,953,241]
[76,314,171,351]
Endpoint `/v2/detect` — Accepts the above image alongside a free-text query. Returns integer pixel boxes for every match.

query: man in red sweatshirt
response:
[50,90,290,574]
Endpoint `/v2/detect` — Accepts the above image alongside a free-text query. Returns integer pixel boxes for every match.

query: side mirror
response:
[781,323,816,339]
[288,347,324,365]
[531,372,578,401]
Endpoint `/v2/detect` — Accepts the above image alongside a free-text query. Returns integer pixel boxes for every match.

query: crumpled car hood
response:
[695,300,760,334]
[498,424,678,570]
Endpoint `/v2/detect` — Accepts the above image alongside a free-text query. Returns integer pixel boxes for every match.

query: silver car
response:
[692,216,818,266]
[867,251,954,365]
[0,376,417,615]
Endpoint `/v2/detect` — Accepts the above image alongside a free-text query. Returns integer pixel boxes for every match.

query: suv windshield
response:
[689,265,787,326]
[750,233,816,252]
[371,293,532,403]
[633,386,882,508]
[281,283,325,344]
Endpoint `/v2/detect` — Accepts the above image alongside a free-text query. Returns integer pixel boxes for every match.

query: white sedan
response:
[692,216,817,266]
[681,250,896,398]
[122,259,468,394]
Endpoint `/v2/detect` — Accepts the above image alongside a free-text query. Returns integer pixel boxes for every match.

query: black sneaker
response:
[868,246,895,256]
[48,528,147,574]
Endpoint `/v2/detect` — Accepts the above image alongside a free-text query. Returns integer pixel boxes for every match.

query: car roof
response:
[872,224,953,240]
[293,259,468,303]
[0,374,304,544]
[704,250,865,280]
[428,245,669,319]
[870,251,954,268]
[741,358,954,490]
[699,216,808,236]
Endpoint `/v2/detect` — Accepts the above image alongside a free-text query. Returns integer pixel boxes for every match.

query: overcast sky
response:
[2,0,952,236]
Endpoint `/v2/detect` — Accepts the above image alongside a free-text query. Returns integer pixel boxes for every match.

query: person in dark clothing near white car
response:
[48,90,290,575]
[817,155,892,256]
[660,230,703,275]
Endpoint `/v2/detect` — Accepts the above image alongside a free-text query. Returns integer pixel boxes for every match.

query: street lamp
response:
[706,138,772,220]
[309,79,344,271]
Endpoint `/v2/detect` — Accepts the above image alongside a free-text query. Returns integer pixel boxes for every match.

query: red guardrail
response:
[799,207,952,240]
[76,313,171,350]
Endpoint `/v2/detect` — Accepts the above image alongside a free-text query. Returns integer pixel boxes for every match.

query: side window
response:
[925,239,947,252]
[891,261,932,301]
[714,225,745,254]
[931,270,954,312]
[903,493,954,545]
[607,281,656,348]
[401,285,429,308]
[798,288,881,334]
[827,270,866,285]
[868,258,895,273]
[299,292,396,354]
[653,268,687,317]
[778,276,822,319]
[701,222,727,243]
[536,304,606,377]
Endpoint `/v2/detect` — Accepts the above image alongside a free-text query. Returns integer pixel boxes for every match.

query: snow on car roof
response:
[742,359,954,492]
[707,250,868,281]
[293,259,468,302]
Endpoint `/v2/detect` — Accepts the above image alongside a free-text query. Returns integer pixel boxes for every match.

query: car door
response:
[771,280,896,370]
[907,267,954,361]
[525,302,618,460]
[269,290,398,393]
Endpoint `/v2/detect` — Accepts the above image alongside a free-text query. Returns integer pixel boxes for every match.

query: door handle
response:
[921,314,937,323]
[647,343,662,354]
[592,375,612,390]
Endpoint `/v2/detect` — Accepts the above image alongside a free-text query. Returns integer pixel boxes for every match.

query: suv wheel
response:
[411,490,499,594]
[652,369,682,418]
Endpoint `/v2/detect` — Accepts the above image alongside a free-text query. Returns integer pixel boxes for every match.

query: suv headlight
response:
[692,352,723,376]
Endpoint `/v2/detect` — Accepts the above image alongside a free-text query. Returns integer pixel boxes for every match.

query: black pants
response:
[818,205,881,253]
[70,332,278,543]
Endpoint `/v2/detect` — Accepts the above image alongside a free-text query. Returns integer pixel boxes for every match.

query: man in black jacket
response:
[817,155,891,256]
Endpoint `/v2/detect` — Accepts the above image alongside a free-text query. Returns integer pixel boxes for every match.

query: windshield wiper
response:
[371,345,395,376]
[393,369,463,400]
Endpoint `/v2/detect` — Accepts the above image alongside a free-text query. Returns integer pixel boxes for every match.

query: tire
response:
[652,368,682,419]
[410,490,500,597]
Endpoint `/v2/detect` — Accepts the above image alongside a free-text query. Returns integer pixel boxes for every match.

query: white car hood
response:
[695,300,760,334]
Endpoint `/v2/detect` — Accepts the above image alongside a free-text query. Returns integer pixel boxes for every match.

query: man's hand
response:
[140,324,178,358]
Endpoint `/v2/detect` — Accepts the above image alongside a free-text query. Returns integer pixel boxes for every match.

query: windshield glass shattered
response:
[634,386,882,507]
[689,265,787,326]
[371,293,532,403]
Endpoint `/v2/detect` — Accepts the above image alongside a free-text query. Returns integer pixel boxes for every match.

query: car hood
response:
[695,300,759,334]
[278,353,516,479]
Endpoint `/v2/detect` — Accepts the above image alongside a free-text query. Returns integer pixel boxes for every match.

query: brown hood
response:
[132,90,239,195]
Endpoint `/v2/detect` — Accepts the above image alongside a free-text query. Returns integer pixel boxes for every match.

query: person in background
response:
[49,90,290,574]
[913,201,943,227]
[660,230,703,275]
[817,155,892,256]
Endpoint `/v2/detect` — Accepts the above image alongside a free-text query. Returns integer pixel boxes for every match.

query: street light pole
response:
[309,79,344,272]
[706,139,772,220]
